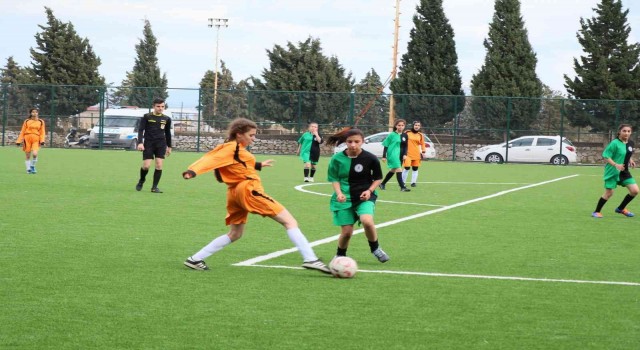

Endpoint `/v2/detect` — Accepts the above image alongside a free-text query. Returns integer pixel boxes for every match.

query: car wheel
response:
[485,153,504,163]
[551,155,568,165]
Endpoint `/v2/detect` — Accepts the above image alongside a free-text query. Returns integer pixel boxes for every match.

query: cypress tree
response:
[199,61,247,127]
[354,69,388,130]
[1,57,33,120]
[470,0,542,134]
[391,0,464,127]
[127,19,168,107]
[253,37,354,128]
[564,0,640,131]
[29,7,105,116]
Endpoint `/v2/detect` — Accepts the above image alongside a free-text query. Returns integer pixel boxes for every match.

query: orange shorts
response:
[402,158,421,168]
[22,134,41,153]
[225,180,285,225]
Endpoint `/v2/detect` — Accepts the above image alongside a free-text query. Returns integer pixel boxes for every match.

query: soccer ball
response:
[329,256,358,278]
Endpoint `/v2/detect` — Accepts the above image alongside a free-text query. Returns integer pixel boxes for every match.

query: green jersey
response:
[602,139,634,182]
[328,150,383,211]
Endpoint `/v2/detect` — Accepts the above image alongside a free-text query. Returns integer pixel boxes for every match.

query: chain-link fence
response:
[2,83,638,162]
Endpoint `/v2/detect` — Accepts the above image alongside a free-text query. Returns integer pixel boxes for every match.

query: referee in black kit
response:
[135,98,172,193]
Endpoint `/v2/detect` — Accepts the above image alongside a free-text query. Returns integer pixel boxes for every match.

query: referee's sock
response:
[139,167,149,183]
[152,169,162,188]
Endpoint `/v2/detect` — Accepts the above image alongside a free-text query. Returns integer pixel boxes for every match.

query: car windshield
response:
[99,117,139,127]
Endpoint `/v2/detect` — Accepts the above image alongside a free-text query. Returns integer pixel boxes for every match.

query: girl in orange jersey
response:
[181,118,330,274]
[402,121,427,187]
[16,108,46,174]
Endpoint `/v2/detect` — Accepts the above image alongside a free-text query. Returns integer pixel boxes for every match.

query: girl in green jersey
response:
[379,119,410,191]
[592,124,638,218]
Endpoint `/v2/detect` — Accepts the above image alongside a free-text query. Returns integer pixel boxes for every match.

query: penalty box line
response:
[235,174,579,267]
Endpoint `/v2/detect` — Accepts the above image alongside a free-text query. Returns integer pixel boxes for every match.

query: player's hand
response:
[336,193,346,203]
[359,190,371,200]
[16,142,21,147]
[137,143,144,152]
[166,147,172,157]
[261,159,275,167]
[40,142,45,146]
[630,159,636,168]
[381,157,386,162]
[182,170,196,179]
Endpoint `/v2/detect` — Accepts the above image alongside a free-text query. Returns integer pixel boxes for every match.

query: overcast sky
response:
[1,0,638,108]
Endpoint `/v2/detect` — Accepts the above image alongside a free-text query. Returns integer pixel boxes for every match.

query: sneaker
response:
[135,182,143,191]
[184,257,209,271]
[150,187,163,193]
[400,187,411,192]
[27,169,32,174]
[372,248,390,263]
[308,177,314,182]
[30,166,37,174]
[302,259,332,274]
[410,183,417,187]
[379,183,386,190]
[592,212,603,218]
[615,208,634,217]
[304,177,309,182]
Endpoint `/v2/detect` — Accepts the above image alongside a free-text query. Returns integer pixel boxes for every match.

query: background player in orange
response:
[16,108,45,174]
[182,117,330,274]
[402,121,427,187]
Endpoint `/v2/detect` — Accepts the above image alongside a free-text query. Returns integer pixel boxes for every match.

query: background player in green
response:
[379,118,410,191]
[296,122,323,182]
[592,124,638,218]
[135,98,172,193]
[326,128,390,263]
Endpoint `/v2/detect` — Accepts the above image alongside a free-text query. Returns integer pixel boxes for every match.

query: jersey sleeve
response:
[165,117,172,147]
[16,120,27,143]
[371,156,383,180]
[188,144,235,175]
[327,155,340,183]
[137,116,147,145]
[39,120,46,143]
[602,141,616,159]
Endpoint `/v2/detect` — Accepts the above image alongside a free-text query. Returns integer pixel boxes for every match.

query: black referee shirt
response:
[137,113,172,147]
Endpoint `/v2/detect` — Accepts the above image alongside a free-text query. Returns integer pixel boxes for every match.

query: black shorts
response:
[142,140,167,160]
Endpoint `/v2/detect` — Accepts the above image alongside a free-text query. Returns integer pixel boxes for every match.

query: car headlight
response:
[476,147,489,153]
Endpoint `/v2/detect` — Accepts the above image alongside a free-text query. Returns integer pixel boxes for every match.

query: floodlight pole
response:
[208,18,229,118]
[388,0,401,131]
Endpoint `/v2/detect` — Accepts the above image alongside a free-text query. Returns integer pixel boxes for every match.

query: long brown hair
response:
[226,118,257,142]
[616,123,632,138]
[326,128,365,147]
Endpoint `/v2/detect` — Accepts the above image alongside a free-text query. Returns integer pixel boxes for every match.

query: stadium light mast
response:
[388,0,401,131]
[208,18,229,118]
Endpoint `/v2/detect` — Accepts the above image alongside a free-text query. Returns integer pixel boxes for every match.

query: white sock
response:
[402,169,408,183]
[411,171,418,184]
[286,227,317,262]
[192,234,232,261]
[25,160,30,170]
[31,158,38,168]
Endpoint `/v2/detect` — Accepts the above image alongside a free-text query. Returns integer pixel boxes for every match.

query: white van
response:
[89,108,173,149]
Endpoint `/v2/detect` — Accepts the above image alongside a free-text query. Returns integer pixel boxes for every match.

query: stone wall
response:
[1,131,608,164]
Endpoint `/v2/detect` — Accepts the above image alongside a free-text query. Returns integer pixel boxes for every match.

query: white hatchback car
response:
[333,131,437,159]
[473,135,577,165]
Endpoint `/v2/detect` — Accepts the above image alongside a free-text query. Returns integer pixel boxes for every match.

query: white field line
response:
[241,265,640,287]
[236,174,578,266]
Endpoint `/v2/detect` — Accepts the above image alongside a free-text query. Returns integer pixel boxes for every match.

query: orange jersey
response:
[188,141,262,188]
[405,131,425,160]
[17,118,46,144]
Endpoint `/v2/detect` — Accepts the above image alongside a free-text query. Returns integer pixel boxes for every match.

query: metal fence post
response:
[1,84,7,146]
[197,87,202,152]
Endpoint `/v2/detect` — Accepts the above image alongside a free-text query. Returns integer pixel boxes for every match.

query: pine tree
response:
[29,7,105,116]
[127,19,168,107]
[199,61,247,127]
[353,69,388,130]
[470,0,542,134]
[1,57,33,123]
[390,0,464,127]
[563,0,640,131]
[253,37,354,128]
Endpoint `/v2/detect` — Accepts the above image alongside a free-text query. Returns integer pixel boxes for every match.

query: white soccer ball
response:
[329,256,358,278]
